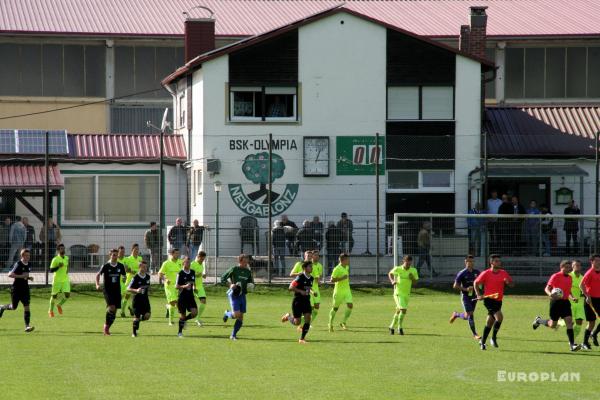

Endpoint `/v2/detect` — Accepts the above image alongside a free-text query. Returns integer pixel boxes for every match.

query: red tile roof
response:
[68,133,186,162]
[0,164,64,189]
[486,106,600,157]
[2,0,599,38]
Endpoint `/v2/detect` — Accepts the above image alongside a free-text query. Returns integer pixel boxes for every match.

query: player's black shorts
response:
[11,285,30,309]
[484,298,502,315]
[177,292,197,314]
[549,299,572,321]
[292,297,312,319]
[584,297,600,321]
[104,290,122,308]
[132,295,151,317]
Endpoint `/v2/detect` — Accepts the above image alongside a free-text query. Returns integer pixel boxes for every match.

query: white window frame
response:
[229,85,297,122]
[386,170,454,193]
[61,173,159,225]
[386,86,455,121]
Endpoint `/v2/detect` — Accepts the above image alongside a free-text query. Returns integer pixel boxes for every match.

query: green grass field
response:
[0,285,599,399]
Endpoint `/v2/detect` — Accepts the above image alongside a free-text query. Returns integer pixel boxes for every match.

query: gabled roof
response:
[2,0,599,39]
[163,5,494,85]
[486,106,600,158]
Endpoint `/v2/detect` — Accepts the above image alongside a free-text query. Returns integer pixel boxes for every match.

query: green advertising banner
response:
[336,136,385,175]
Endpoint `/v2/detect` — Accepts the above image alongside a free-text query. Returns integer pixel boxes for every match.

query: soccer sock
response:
[178,319,185,334]
[328,309,337,325]
[458,312,468,320]
[24,311,31,326]
[58,296,68,306]
[492,321,502,339]
[168,305,176,323]
[398,312,406,328]
[105,311,115,327]
[312,308,319,322]
[468,316,477,336]
[301,322,310,340]
[232,319,243,337]
[133,319,140,334]
[482,325,492,344]
[225,310,234,319]
[567,328,575,345]
[342,308,353,324]
[538,318,549,327]
[185,313,194,321]
[49,297,55,313]
[574,324,582,338]
[593,324,600,337]
[584,328,592,344]
[197,302,206,318]
[390,313,399,329]
[288,315,295,326]
[121,298,128,311]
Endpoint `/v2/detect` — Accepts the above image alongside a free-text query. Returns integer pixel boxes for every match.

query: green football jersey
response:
[51,255,69,283]
[390,265,419,296]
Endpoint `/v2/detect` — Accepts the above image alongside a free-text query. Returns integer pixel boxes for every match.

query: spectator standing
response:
[271,220,286,276]
[310,216,324,250]
[467,202,487,257]
[416,222,437,276]
[144,222,161,274]
[540,205,553,256]
[7,216,26,268]
[325,221,341,274]
[525,200,541,255]
[22,217,35,251]
[168,217,188,257]
[187,219,205,259]
[280,214,298,255]
[39,217,62,262]
[0,217,10,265]
[486,191,503,250]
[296,220,315,256]
[337,212,354,254]
[564,200,580,256]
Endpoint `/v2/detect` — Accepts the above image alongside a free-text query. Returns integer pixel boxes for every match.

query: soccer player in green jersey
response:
[388,255,419,335]
[221,254,254,340]
[48,244,70,318]
[121,243,143,317]
[191,251,207,326]
[328,253,353,332]
[158,248,182,326]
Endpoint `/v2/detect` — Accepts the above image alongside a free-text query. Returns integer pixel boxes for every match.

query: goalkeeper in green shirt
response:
[388,255,419,335]
[221,254,254,340]
[48,244,70,317]
[328,253,353,332]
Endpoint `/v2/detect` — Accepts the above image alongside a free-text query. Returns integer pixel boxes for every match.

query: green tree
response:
[243,152,285,203]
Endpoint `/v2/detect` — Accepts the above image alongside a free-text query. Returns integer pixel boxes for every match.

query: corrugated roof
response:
[486,106,600,157]
[0,164,64,189]
[68,133,186,162]
[1,0,599,38]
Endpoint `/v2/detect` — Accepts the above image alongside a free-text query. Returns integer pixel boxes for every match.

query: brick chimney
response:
[468,6,488,59]
[459,24,470,53]
[184,18,215,62]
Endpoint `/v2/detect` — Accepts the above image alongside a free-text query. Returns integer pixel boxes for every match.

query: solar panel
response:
[0,130,17,154]
[16,130,69,155]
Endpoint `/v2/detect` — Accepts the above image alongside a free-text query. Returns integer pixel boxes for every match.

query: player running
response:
[281,261,314,343]
[388,255,418,335]
[158,248,182,326]
[191,251,208,326]
[0,249,35,332]
[474,254,514,350]
[221,254,254,340]
[328,253,353,332]
[176,256,198,338]
[48,244,71,318]
[579,254,600,349]
[121,243,143,317]
[127,260,151,337]
[291,250,323,324]
[449,255,480,339]
[95,249,126,336]
[532,260,581,351]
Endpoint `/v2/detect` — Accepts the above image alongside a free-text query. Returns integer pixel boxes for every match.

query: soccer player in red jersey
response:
[532,260,581,351]
[579,254,600,349]
[474,254,514,350]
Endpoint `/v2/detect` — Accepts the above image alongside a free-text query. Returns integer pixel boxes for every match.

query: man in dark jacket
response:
[271,221,286,276]
[296,220,315,256]
[144,222,161,274]
[280,214,298,255]
[564,200,580,256]
[168,217,187,257]
[187,219,205,259]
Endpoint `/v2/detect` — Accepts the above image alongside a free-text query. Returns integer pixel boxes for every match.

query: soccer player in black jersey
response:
[176,257,198,338]
[96,249,126,336]
[0,249,35,332]
[128,260,151,337]
[281,261,314,343]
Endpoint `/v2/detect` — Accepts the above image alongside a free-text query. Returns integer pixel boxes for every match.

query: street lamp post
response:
[214,181,222,258]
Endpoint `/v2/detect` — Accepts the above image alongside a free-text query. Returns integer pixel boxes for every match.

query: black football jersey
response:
[291,273,314,298]
[177,269,196,293]
[99,262,126,292]
[129,273,151,297]
[10,260,30,289]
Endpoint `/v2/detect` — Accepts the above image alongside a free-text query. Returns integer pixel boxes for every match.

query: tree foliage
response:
[242,152,285,184]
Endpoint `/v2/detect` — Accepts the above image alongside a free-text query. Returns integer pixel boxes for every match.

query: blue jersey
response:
[454,268,480,298]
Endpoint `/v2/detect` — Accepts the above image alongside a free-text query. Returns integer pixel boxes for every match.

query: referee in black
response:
[96,248,126,336]
[281,261,314,343]
[128,260,151,337]
[176,256,198,337]
[0,248,35,332]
